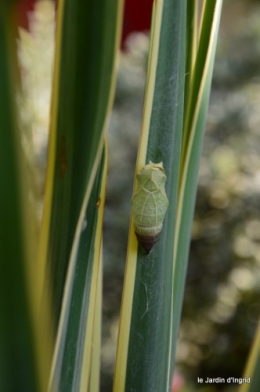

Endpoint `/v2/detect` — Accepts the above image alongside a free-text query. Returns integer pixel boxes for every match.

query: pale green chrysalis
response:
[131,161,169,253]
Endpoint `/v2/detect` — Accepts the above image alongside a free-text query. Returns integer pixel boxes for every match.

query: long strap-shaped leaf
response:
[115,1,223,391]
[171,0,223,374]
[184,0,198,117]
[88,255,102,392]
[114,0,186,390]
[49,149,107,392]
[0,2,52,391]
[38,0,123,326]
[240,321,260,392]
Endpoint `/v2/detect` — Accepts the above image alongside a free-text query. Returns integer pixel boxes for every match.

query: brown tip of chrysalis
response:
[135,232,160,254]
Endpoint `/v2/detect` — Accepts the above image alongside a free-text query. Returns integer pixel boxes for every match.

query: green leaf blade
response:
[115,0,187,390]
[171,0,223,372]
[0,6,42,392]
[50,152,106,392]
[40,0,123,325]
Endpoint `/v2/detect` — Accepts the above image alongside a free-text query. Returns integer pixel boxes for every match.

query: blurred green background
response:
[17,0,260,391]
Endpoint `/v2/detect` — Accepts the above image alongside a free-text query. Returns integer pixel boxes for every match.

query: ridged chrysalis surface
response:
[131,161,169,253]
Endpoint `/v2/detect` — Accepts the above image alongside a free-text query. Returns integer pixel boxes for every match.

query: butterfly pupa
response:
[131,161,169,253]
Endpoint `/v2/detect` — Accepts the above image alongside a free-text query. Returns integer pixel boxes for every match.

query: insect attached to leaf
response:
[131,161,169,254]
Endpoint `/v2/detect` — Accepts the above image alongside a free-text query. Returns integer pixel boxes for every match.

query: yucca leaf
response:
[39,0,123,325]
[88,258,102,392]
[114,0,186,390]
[49,150,107,391]
[181,1,222,162]
[0,3,51,391]
[240,321,260,392]
[184,0,198,111]
[171,0,223,372]
[115,1,223,391]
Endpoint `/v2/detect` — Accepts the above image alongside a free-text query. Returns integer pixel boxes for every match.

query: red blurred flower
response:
[122,0,153,48]
[16,0,154,48]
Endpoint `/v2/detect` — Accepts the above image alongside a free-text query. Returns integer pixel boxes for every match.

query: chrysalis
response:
[131,161,169,254]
